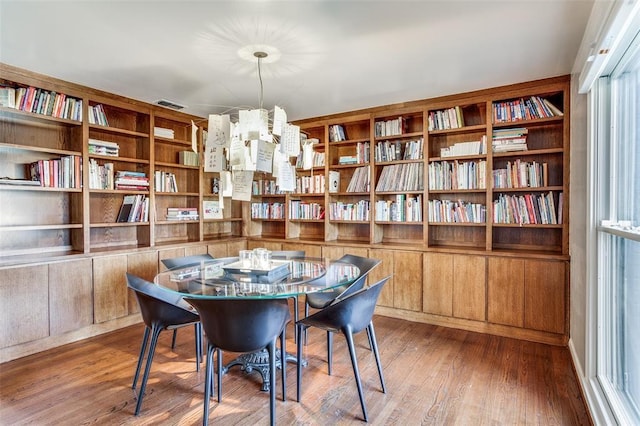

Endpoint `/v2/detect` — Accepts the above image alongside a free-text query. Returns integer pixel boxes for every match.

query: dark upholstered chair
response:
[126,273,203,416]
[271,250,305,342]
[184,297,290,426]
[304,254,381,345]
[296,276,391,422]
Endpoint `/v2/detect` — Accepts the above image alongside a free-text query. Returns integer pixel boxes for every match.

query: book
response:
[0,87,16,108]
[116,195,136,222]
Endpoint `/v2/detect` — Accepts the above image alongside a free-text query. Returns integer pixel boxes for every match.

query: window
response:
[594,30,640,424]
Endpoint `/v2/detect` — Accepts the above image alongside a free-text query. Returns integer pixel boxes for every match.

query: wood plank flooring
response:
[0,315,591,425]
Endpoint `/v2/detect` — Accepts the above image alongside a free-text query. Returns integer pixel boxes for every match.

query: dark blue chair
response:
[296,275,391,422]
[126,273,203,416]
[184,297,290,426]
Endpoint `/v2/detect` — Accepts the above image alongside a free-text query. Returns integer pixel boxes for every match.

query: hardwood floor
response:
[0,315,591,425]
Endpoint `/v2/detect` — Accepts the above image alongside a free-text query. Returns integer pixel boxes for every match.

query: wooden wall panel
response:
[394,251,422,312]
[488,258,524,327]
[93,255,128,324]
[423,253,453,316]
[524,260,566,334]
[453,255,486,321]
[0,265,48,347]
[127,251,158,314]
[49,259,93,335]
[369,249,394,307]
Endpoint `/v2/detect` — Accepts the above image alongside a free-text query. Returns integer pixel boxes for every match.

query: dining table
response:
[154,255,361,391]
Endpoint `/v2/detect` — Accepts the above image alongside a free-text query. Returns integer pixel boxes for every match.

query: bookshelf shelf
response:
[0,105,81,126]
[90,222,150,228]
[88,124,149,138]
[0,185,82,193]
[427,123,487,135]
[492,147,563,158]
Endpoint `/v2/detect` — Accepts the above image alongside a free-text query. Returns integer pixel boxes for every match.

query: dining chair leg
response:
[216,348,223,403]
[280,329,286,401]
[296,323,304,402]
[344,327,368,422]
[171,329,178,349]
[303,303,310,345]
[368,322,386,393]
[366,326,373,351]
[203,344,215,426]
[290,296,299,343]
[194,323,202,371]
[132,326,150,391]
[327,331,333,375]
[268,340,277,426]
[135,325,162,416]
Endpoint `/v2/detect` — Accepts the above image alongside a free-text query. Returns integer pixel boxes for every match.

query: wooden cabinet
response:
[370,248,422,311]
[49,259,93,335]
[93,255,128,323]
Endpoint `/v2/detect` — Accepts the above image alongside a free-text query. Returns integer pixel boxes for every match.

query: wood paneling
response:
[453,255,486,321]
[126,251,158,314]
[394,251,422,312]
[93,255,128,324]
[369,249,395,307]
[424,253,453,316]
[525,260,566,333]
[488,257,524,327]
[282,242,321,258]
[0,265,48,348]
[49,259,93,335]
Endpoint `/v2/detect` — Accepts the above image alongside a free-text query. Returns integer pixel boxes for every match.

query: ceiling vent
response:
[156,99,186,110]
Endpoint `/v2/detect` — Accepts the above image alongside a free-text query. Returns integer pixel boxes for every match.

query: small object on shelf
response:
[0,177,40,186]
[88,138,119,157]
[154,126,174,139]
[166,207,199,221]
[203,200,223,219]
[178,151,199,166]
[88,104,109,126]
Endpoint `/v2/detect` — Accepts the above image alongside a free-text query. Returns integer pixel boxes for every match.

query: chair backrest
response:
[335,254,381,298]
[126,273,199,328]
[184,297,290,353]
[307,276,391,334]
[271,250,305,259]
[161,253,214,270]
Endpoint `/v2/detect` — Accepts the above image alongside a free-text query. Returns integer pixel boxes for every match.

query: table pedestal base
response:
[223,350,303,391]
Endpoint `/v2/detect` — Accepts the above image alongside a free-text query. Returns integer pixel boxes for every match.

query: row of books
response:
[252,179,285,195]
[428,160,487,190]
[295,174,325,194]
[493,192,562,225]
[440,136,487,158]
[329,124,346,142]
[375,194,422,222]
[88,160,114,190]
[178,151,199,166]
[375,138,423,162]
[251,202,285,219]
[428,199,486,223]
[346,165,371,192]
[27,155,82,188]
[0,86,83,121]
[328,200,370,221]
[428,106,464,131]
[492,128,528,153]
[117,194,149,223]
[493,96,563,123]
[88,104,109,126]
[338,142,369,165]
[288,201,325,220]
[374,116,405,137]
[295,151,325,169]
[492,160,548,189]
[88,138,119,157]
[154,171,178,192]
[375,162,423,192]
[166,207,198,221]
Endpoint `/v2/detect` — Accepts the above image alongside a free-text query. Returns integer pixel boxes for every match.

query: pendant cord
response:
[257,56,264,110]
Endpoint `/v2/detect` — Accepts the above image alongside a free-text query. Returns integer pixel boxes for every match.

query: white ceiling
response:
[0,1,595,122]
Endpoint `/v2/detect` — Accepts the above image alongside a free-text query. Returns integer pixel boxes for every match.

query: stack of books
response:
[346,165,370,192]
[115,171,149,190]
[27,155,82,188]
[375,194,422,222]
[88,138,119,157]
[440,136,487,157]
[329,125,346,142]
[88,104,109,126]
[375,116,405,137]
[154,127,175,139]
[166,207,199,221]
[154,171,178,192]
[492,128,528,153]
[88,159,114,189]
[375,163,423,192]
[179,151,199,166]
[428,106,464,131]
[1,85,83,121]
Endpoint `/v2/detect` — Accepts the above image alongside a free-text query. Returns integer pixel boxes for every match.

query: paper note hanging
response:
[231,170,253,201]
[280,123,301,157]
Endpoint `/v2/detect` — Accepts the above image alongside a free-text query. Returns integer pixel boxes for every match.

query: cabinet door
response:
[322,245,344,260]
[127,251,158,314]
[487,257,524,327]
[369,249,395,307]
[282,242,322,258]
[453,255,486,321]
[226,240,247,256]
[158,247,185,271]
[423,253,453,316]
[394,251,423,312]
[524,260,566,333]
[0,265,49,348]
[248,240,282,251]
[49,259,93,335]
[93,255,128,324]
[185,245,209,256]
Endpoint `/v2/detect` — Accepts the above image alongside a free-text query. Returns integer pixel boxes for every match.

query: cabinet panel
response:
[93,255,128,323]
[127,251,158,314]
[394,251,422,312]
[49,259,93,335]
[453,255,486,321]
[487,257,524,327]
[158,247,185,271]
[225,240,247,256]
[369,249,394,307]
[282,242,322,258]
[423,253,453,316]
[247,240,282,251]
[0,265,48,347]
[524,260,565,333]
